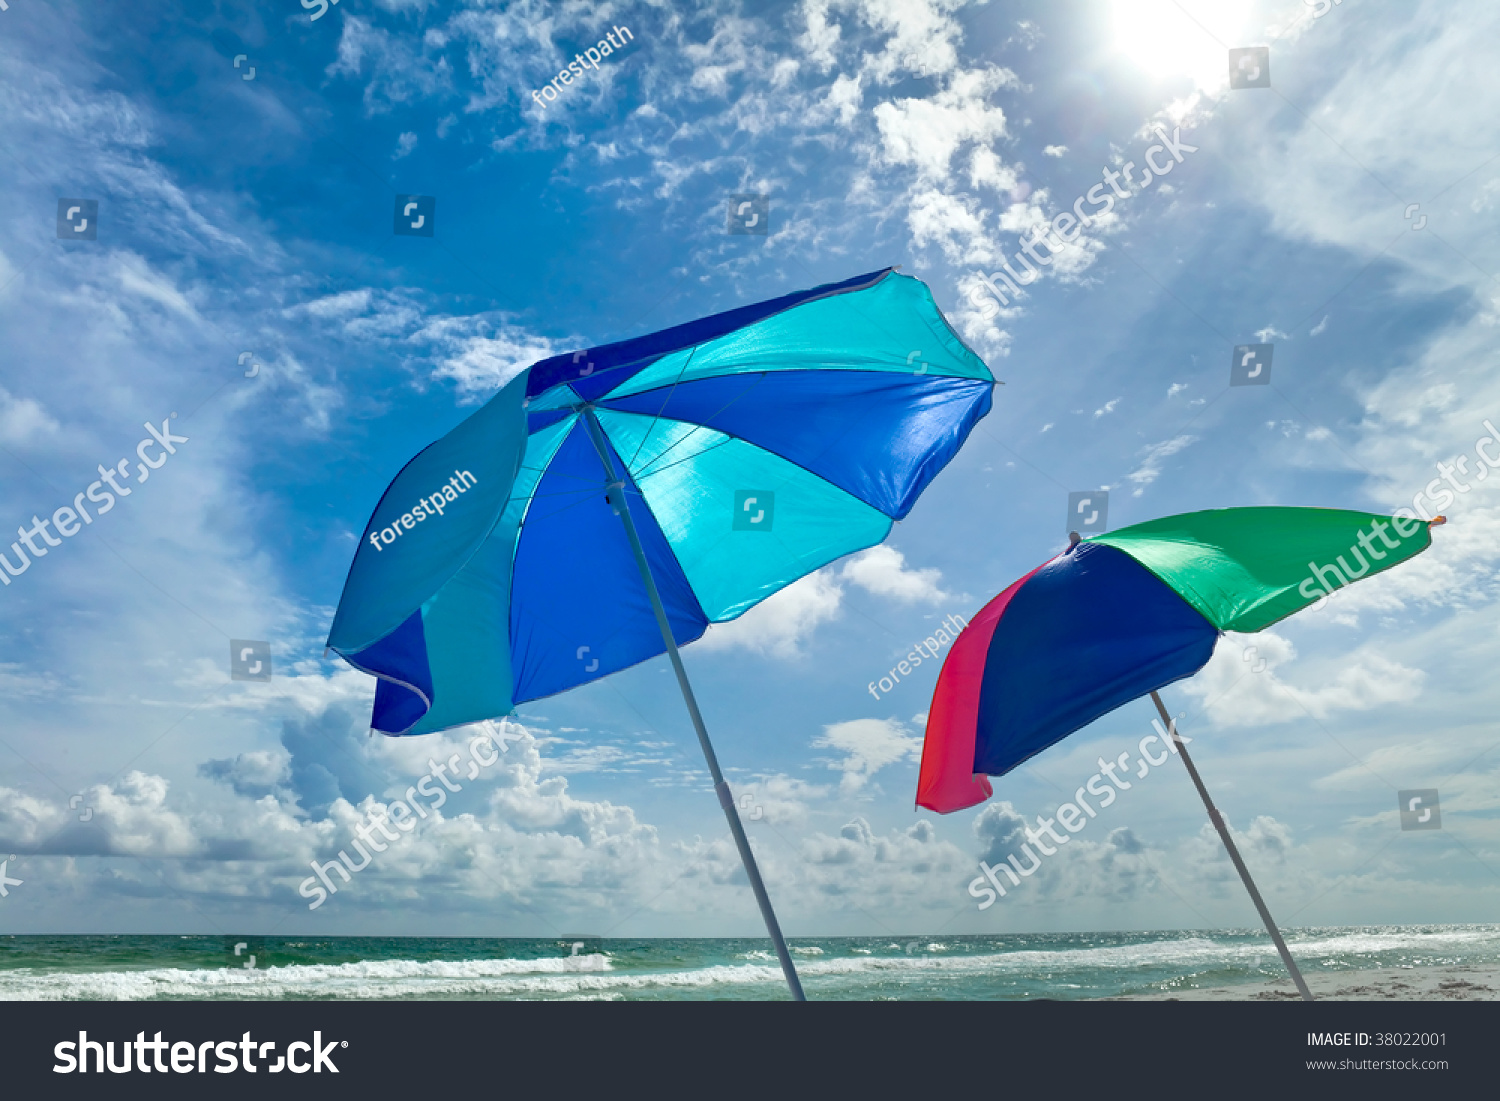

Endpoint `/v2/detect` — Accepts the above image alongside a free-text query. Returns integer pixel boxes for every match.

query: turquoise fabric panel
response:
[327,374,528,654]
[596,409,891,622]
[402,413,575,734]
[408,537,517,734]
[605,272,990,399]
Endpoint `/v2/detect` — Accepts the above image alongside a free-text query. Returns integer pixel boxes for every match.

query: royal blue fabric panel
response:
[509,419,709,703]
[524,268,894,401]
[972,543,1218,777]
[601,371,993,519]
[349,609,434,734]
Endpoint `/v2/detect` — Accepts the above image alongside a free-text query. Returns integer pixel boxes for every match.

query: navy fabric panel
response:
[524,268,894,400]
[352,610,434,734]
[601,371,993,519]
[526,408,574,434]
[972,543,1218,777]
[372,676,429,734]
[509,419,709,704]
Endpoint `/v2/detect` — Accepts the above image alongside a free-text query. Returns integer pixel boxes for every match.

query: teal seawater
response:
[1,925,1497,1000]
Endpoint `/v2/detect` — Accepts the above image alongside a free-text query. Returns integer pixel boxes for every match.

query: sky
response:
[0,0,1497,942]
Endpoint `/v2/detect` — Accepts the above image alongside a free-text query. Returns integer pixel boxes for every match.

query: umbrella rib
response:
[619,369,989,518]
[624,372,771,481]
[623,344,699,474]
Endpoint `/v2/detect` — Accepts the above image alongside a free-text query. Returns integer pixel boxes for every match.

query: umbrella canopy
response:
[329,267,994,733]
[327,267,994,1000]
[917,506,1439,814]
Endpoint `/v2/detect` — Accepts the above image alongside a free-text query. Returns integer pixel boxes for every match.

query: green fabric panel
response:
[408,415,575,734]
[606,272,990,399]
[1089,506,1434,633]
[597,408,891,622]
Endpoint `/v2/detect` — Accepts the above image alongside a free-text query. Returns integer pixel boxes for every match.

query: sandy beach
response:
[1110,963,1500,1001]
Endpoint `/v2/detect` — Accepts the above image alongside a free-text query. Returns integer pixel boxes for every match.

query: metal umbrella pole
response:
[583,408,806,1001]
[1150,691,1314,1002]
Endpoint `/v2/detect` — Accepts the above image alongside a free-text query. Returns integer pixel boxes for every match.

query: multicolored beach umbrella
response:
[329,267,993,732]
[328,267,995,1000]
[917,506,1440,814]
[917,505,1443,1002]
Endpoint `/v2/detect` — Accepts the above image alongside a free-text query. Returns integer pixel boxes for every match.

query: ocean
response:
[2,924,1498,1000]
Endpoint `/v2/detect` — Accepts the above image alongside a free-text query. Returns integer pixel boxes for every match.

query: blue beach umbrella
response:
[327,268,995,998]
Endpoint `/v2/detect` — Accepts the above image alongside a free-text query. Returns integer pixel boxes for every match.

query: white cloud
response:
[697,570,844,658]
[840,545,950,604]
[416,317,558,396]
[728,773,830,829]
[0,387,60,445]
[826,72,863,125]
[699,546,952,657]
[872,67,1016,183]
[813,717,921,795]
[1181,632,1427,727]
[1126,434,1196,495]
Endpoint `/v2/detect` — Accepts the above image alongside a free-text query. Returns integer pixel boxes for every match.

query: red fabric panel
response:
[915,561,1048,813]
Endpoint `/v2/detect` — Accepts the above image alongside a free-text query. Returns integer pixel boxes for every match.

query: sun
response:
[1110,0,1256,88]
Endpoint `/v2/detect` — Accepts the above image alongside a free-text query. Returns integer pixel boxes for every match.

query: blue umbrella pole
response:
[1150,691,1314,1001]
[582,410,807,1002]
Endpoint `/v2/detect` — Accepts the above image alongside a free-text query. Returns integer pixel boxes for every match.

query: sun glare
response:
[1110,0,1255,88]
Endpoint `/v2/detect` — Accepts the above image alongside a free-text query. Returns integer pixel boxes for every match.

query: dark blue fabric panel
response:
[372,676,429,734]
[509,419,708,704]
[601,371,993,519]
[524,268,894,401]
[525,408,573,434]
[972,543,1218,777]
[351,609,434,735]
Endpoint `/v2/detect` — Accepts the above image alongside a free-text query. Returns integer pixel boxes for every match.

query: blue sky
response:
[1,0,1498,940]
